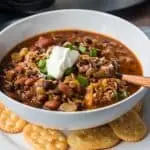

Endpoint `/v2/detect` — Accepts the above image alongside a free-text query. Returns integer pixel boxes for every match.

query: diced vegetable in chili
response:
[64,67,74,76]
[46,75,55,80]
[120,90,128,99]
[37,59,46,68]
[40,67,47,74]
[116,90,128,101]
[65,44,74,50]
[77,75,89,87]
[37,59,47,74]
[89,48,97,57]
[79,45,87,53]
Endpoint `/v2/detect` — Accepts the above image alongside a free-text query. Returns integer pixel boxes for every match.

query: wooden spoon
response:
[115,73,150,88]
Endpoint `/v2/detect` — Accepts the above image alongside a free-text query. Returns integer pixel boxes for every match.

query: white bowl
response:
[0,10,150,130]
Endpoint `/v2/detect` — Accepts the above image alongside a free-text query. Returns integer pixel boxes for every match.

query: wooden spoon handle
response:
[121,74,150,88]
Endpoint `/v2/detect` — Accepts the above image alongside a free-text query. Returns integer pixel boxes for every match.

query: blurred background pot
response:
[0,0,55,14]
[53,0,147,12]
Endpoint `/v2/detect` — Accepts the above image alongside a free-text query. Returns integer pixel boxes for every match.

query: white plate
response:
[0,90,150,150]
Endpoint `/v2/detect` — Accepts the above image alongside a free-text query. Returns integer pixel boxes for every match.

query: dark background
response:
[113,0,150,26]
[0,0,150,29]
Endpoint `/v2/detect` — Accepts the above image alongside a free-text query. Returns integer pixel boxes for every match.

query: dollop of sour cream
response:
[46,46,80,79]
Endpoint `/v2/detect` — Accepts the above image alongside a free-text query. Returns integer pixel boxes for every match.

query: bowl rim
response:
[0,9,148,115]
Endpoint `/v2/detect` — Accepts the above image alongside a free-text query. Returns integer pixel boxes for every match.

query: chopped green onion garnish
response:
[40,67,47,74]
[37,59,48,75]
[89,48,97,57]
[79,45,87,53]
[121,90,128,98]
[65,44,74,50]
[116,90,128,101]
[112,91,118,100]
[64,67,74,76]
[46,75,55,80]
[37,59,46,68]
[77,75,89,87]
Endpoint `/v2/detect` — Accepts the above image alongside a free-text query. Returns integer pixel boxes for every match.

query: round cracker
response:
[109,111,147,142]
[0,102,5,110]
[0,107,27,133]
[0,103,5,114]
[67,125,120,150]
[23,124,68,150]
